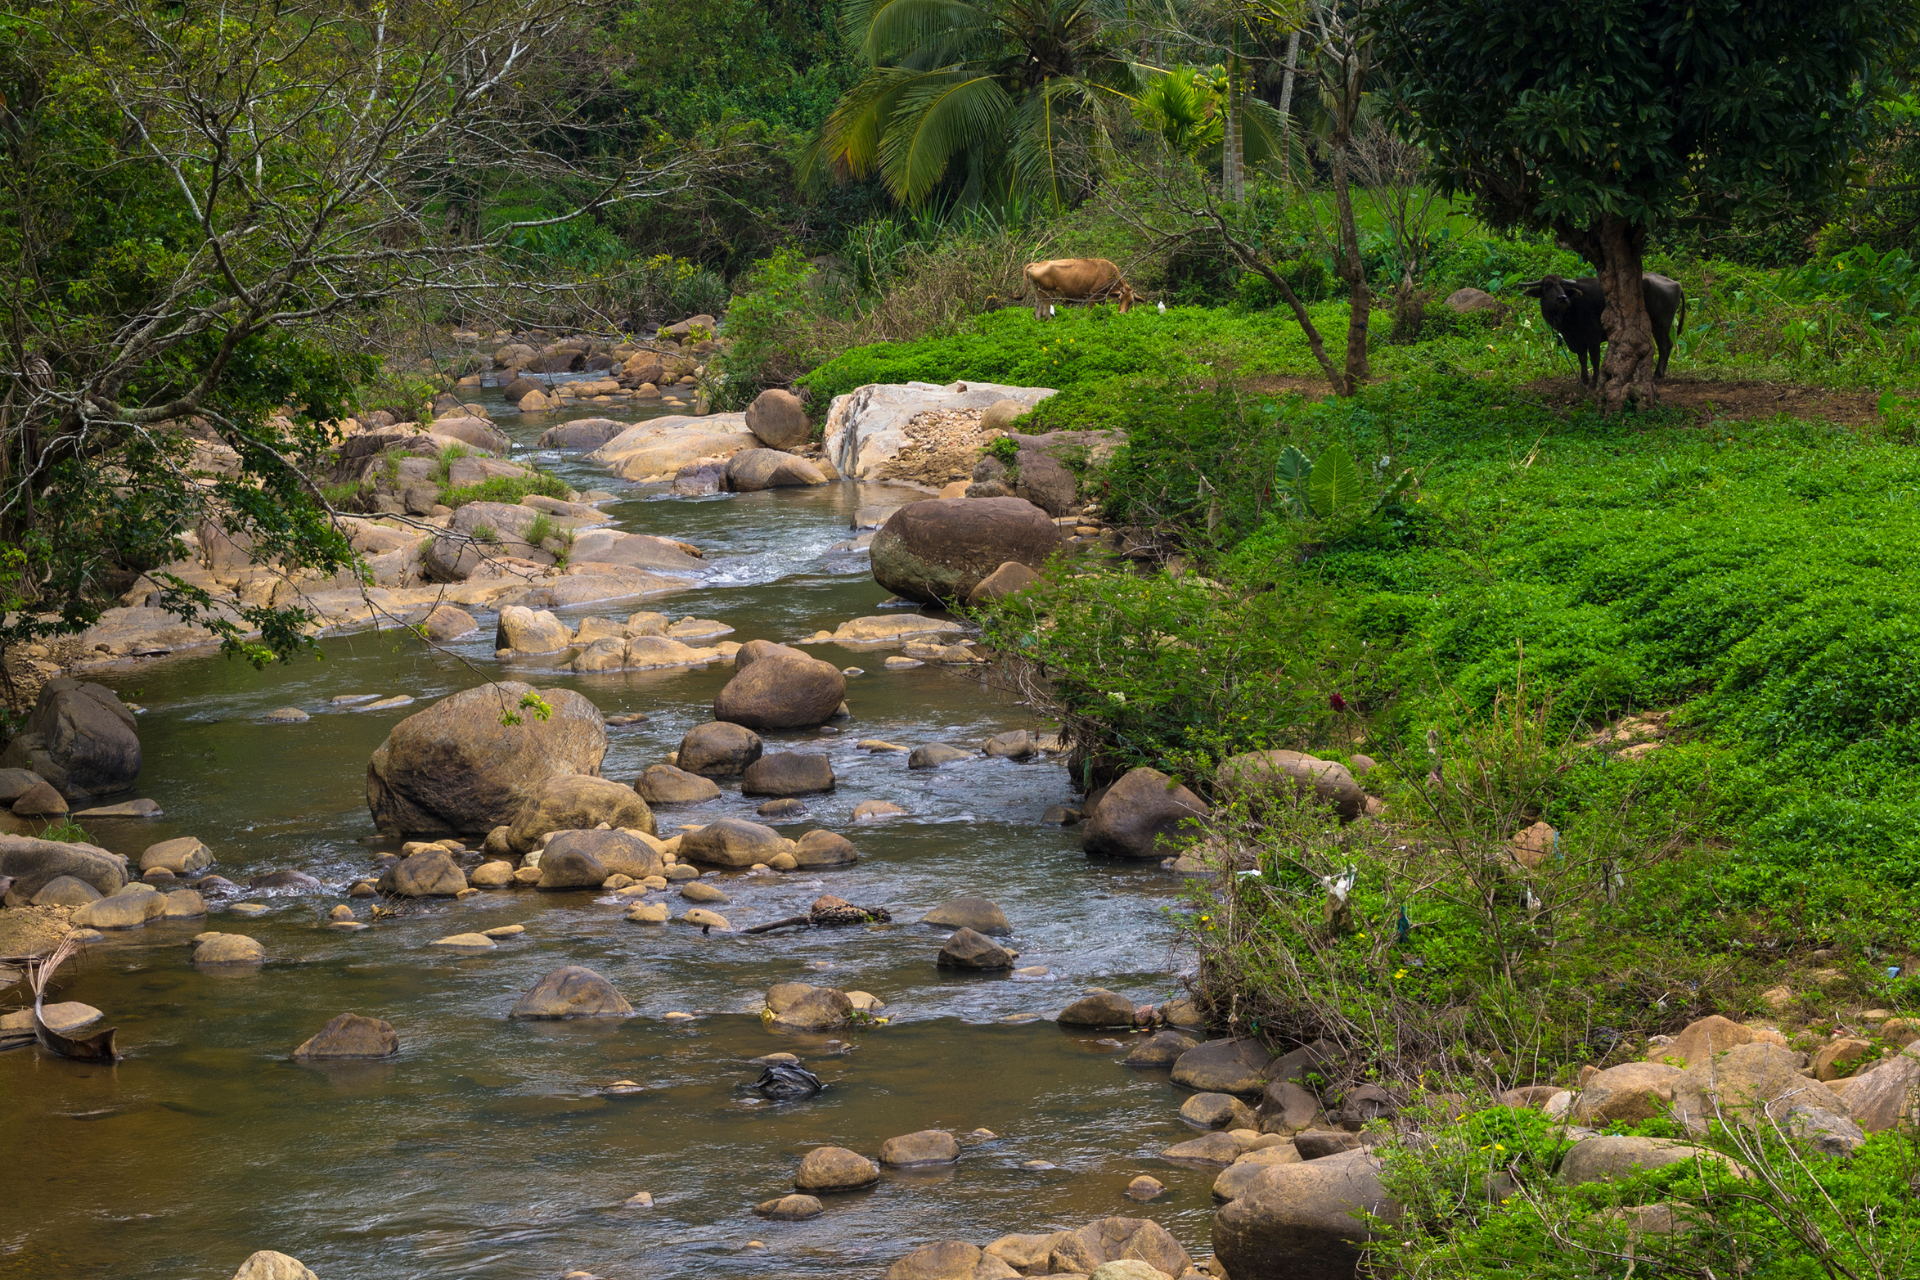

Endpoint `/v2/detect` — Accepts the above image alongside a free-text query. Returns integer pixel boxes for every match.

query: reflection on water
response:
[0,391,1206,1278]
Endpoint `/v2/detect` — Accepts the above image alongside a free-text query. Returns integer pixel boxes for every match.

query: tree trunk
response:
[1330,138,1370,390]
[1277,29,1301,162]
[1222,59,1244,201]
[1596,215,1654,413]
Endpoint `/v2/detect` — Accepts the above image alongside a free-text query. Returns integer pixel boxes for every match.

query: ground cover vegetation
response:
[8,0,1920,1261]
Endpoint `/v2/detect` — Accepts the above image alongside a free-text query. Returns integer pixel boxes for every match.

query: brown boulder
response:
[0,678,142,799]
[679,817,788,868]
[871,497,1061,605]
[1568,1061,1684,1124]
[937,926,1014,970]
[1842,1044,1920,1131]
[1663,1014,1753,1066]
[879,1129,961,1166]
[714,643,847,731]
[1670,1041,1815,1132]
[506,774,655,853]
[791,829,858,868]
[1559,1135,1743,1186]
[1216,750,1364,822]
[543,829,664,880]
[727,449,827,491]
[741,752,836,796]
[366,682,606,836]
[293,1013,400,1060]
[1211,1149,1394,1280]
[1051,1217,1193,1278]
[886,1242,1019,1280]
[1082,767,1209,859]
[1059,988,1138,1027]
[633,764,722,805]
[794,1145,880,1191]
[377,850,468,897]
[967,561,1040,605]
[1172,1038,1277,1096]
[744,388,810,449]
[676,721,763,777]
[509,966,632,1018]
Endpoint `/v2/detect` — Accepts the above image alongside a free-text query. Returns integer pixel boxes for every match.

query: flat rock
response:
[1125,1030,1199,1066]
[194,933,266,964]
[854,799,908,820]
[741,752,836,797]
[1172,1039,1277,1096]
[433,933,498,949]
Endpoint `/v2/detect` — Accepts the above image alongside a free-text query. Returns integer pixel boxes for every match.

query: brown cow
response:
[1023,258,1136,318]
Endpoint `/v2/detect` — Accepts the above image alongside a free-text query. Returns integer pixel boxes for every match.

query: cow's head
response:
[1116,281,1136,314]
[1518,275,1579,319]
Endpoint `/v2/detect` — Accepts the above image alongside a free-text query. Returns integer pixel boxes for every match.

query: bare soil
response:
[1522,374,1888,427]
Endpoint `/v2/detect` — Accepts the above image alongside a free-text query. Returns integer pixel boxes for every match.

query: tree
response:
[810,0,1145,207]
[0,0,708,670]
[1375,0,1914,411]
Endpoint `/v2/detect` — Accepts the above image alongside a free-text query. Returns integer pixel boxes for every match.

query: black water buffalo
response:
[1520,274,1686,384]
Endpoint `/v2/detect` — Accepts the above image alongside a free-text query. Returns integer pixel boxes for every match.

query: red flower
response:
[1329,692,1349,712]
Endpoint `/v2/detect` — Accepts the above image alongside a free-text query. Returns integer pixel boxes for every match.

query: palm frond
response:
[859,0,997,62]
[880,72,1016,204]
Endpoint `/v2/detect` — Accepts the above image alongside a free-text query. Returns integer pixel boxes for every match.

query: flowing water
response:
[0,383,1213,1280]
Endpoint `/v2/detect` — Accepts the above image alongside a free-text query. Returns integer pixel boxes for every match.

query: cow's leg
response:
[1654,327,1671,380]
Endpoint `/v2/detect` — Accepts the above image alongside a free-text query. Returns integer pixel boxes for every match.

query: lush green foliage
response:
[439,472,573,510]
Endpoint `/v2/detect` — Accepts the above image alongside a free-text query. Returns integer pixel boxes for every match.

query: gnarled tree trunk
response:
[1596,216,1655,412]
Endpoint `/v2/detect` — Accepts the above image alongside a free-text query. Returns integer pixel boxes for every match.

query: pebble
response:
[605,712,650,726]
[965,1128,997,1141]
[1001,1012,1041,1024]
[681,881,730,904]
[855,740,910,752]
[623,1191,654,1207]
[229,903,269,917]
[483,925,525,938]
[606,1081,646,1096]
[329,921,369,932]
[663,1011,696,1021]
[1021,1160,1056,1171]
[883,657,924,670]
[433,933,496,949]
[1012,965,1053,981]
[841,668,864,676]
[349,881,376,897]
[328,905,354,920]
[626,904,670,924]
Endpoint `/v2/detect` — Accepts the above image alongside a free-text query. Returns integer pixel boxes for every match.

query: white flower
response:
[1108,691,1127,705]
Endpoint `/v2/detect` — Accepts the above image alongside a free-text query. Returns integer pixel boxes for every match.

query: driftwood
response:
[744,898,893,936]
[28,930,117,1062]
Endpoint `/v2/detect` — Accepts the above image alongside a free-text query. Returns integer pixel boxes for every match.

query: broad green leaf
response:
[1307,442,1365,519]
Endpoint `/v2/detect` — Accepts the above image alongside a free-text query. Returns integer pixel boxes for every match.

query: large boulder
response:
[545,828,666,880]
[1051,1218,1193,1278]
[73,885,166,929]
[509,966,633,1019]
[679,817,789,868]
[506,774,655,853]
[744,389,811,450]
[1568,1061,1684,1125]
[633,764,722,805]
[0,834,129,903]
[1846,1044,1920,1131]
[1172,1038,1278,1096]
[1216,750,1365,822]
[366,682,606,836]
[293,1013,400,1060]
[1211,1149,1394,1280]
[713,643,847,731]
[871,498,1061,605]
[1664,1014,1755,1066]
[741,752,836,796]
[822,380,1056,479]
[1670,1042,1815,1132]
[141,836,212,875]
[1012,448,1079,516]
[676,722,763,777]
[377,850,468,897]
[0,678,141,798]
[727,449,828,491]
[1558,1135,1742,1187]
[1083,767,1210,859]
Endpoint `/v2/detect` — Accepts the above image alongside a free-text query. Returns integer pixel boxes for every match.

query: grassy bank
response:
[798,266,1920,1084]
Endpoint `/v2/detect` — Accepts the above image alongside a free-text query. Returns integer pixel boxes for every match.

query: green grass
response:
[438,472,571,509]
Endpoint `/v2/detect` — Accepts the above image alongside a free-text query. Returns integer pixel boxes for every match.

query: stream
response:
[0,381,1211,1280]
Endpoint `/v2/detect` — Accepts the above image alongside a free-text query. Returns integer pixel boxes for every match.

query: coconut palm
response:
[811,0,1145,206]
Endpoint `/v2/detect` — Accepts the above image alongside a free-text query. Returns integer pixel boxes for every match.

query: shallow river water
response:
[0,386,1213,1280]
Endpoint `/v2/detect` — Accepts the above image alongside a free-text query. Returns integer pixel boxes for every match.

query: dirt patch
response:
[874,408,989,490]
[1523,375,1887,427]
[1236,374,1339,398]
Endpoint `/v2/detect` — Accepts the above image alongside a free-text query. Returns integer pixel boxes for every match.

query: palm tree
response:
[811,0,1145,207]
